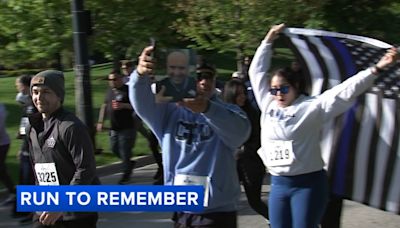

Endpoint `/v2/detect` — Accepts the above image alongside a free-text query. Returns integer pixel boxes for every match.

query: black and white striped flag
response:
[281,28,400,214]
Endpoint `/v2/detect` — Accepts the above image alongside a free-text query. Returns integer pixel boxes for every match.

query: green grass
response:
[0,49,295,189]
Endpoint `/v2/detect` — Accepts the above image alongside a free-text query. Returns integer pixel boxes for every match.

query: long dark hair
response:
[223,79,246,105]
[268,67,309,96]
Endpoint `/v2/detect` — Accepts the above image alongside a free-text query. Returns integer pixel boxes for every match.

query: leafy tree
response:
[0,0,178,69]
[169,0,325,71]
[321,0,400,44]
[1,0,398,70]
[86,0,178,68]
[0,0,72,69]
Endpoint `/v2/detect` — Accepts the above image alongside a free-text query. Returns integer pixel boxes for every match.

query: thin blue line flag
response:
[281,28,400,214]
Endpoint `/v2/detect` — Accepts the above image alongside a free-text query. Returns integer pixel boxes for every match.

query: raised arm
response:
[373,47,398,72]
[249,24,285,111]
[319,47,398,119]
[128,46,173,136]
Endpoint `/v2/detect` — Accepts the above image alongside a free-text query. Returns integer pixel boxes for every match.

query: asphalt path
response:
[1,162,400,227]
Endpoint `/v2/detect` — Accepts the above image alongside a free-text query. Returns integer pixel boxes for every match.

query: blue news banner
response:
[17,185,204,212]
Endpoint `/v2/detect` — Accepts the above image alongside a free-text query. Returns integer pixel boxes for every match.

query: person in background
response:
[28,70,99,227]
[0,103,16,209]
[232,57,259,110]
[223,79,269,221]
[152,51,198,183]
[97,70,136,185]
[13,74,37,223]
[130,45,251,228]
[121,59,164,184]
[290,60,302,75]
[121,59,136,84]
[15,75,36,186]
[242,56,252,79]
[156,51,197,102]
[249,23,398,228]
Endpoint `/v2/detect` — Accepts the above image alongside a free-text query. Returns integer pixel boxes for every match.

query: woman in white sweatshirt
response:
[249,23,398,228]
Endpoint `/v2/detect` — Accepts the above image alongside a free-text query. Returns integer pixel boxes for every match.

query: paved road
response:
[1,163,400,227]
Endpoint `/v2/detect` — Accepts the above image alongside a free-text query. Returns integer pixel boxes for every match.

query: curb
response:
[96,155,155,177]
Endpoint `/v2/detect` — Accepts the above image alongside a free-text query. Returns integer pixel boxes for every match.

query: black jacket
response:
[237,102,262,160]
[28,108,99,221]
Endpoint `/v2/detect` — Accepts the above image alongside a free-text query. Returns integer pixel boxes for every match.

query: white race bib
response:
[34,163,59,186]
[265,140,295,167]
[174,174,210,207]
[19,117,29,135]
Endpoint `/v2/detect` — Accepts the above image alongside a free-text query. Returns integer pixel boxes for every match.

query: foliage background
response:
[0,0,398,70]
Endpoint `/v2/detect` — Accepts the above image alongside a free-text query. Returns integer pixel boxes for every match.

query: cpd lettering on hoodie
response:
[175,120,213,146]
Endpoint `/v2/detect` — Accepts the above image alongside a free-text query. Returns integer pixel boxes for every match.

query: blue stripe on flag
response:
[324,37,357,77]
[333,102,358,195]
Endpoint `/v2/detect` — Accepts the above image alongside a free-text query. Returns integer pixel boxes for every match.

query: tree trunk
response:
[236,45,244,73]
[54,52,63,71]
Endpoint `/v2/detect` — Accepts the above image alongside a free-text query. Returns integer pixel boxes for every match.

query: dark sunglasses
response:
[107,78,118,81]
[269,85,290,95]
[196,72,215,81]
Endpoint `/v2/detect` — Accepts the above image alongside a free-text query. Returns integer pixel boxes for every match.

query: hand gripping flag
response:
[281,28,400,214]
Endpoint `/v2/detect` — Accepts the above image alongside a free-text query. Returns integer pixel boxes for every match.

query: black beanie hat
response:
[30,70,65,102]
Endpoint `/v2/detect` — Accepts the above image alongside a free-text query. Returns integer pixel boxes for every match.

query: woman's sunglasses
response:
[269,85,290,95]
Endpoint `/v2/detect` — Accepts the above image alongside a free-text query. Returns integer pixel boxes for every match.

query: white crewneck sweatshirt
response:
[249,40,376,176]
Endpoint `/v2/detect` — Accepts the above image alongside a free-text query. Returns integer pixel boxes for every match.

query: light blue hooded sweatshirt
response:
[129,71,251,213]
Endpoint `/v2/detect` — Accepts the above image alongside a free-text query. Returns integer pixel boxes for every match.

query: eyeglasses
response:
[107,78,118,81]
[269,85,290,95]
[196,72,215,81]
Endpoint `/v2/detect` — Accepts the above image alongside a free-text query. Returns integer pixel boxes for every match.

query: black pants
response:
[237,156,269,219]
[0,144,15,193]
[173,211,237,228]
[147,131,162,168]
[109,128,136,178]
[320,193,343,228]
[19,137,35,185]
[135,117,163,169]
